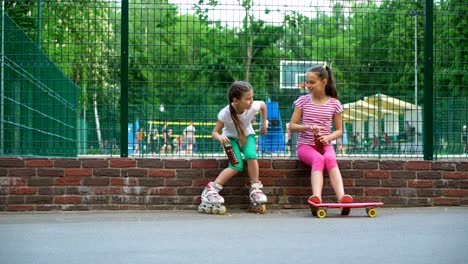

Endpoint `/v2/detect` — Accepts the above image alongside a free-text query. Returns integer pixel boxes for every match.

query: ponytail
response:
[229,104,247,147]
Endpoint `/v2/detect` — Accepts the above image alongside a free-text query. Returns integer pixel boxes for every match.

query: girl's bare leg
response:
[214,168,239,185]
[247,159,259,182]
[328,167,345,201]
[311,170,324,198]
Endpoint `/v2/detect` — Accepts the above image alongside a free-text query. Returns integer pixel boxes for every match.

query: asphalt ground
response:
[1,207,467,264]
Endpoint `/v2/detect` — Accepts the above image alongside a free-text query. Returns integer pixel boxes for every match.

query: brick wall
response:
[0,157,467,211]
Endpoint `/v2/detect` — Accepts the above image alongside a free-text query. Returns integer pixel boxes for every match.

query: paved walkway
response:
[1,207,467,264]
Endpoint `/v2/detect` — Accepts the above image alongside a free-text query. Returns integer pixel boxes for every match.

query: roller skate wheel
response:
[198,204,212,214]
[197,204,204,213]
[213,206,227,215]
[250,204,267,214]
[317,208,327,218]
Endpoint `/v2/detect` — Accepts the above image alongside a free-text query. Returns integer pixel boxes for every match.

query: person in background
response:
[462,125,468,154]
[160,122,172,155]
[183,121,196,155]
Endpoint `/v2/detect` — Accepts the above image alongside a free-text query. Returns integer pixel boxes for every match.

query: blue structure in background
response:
[259,102,285,153]
[128,123,134,155]
[127,119,139,155]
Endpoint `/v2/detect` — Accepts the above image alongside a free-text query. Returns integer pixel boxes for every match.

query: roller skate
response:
[198,182,227,215]
[249,182,267,214]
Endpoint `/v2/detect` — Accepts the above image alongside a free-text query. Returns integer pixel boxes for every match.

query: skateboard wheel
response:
[310,207,317,216]
[341,207,351,216]
[366,207,378,218]
[317,208,327,219]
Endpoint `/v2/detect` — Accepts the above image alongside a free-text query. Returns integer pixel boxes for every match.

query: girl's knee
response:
[229,162,244,172]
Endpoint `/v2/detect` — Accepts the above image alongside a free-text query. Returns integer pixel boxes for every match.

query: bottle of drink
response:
[314,132,325,155]
[223,142,239,165]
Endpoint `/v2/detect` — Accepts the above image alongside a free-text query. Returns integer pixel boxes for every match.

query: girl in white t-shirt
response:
[198,81,268,214]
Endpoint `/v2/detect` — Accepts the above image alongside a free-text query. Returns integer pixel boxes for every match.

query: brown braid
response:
[228,81,252,147]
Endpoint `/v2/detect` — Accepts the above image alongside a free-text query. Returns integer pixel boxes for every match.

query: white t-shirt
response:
[218,101,262,138]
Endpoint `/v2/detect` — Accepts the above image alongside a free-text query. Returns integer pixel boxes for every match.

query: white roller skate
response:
[198,182,227,215]
[249,182,267,214]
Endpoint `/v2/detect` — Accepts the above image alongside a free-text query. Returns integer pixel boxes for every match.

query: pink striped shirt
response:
[294,94,343,146]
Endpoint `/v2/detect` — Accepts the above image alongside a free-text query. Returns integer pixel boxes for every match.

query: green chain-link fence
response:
[1,0,467,160]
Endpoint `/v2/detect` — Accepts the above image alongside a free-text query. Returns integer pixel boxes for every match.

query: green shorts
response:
[228,134,257,171]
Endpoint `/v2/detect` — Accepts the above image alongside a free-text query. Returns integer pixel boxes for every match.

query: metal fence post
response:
[423,0,433,160]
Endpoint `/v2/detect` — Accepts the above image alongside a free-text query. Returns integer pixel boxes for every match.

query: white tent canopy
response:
[342,94,421,139]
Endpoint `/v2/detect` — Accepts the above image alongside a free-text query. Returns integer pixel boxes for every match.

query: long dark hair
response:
[228,81,252,146]
[307,65,338,99]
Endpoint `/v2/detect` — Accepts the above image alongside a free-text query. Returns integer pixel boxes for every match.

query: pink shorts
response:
[296,144,338,172]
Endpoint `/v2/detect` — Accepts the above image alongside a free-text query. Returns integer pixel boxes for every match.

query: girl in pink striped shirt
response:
[289,66,353,212]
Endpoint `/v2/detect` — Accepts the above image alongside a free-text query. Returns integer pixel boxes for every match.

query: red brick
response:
[337,160,352,169]
[65,168,92,177]
[82,159,108,168]
[124,168,148,177]
[273,160,298,169]
[83,178,110,186]
[191,160,218,168]
[0,158,25,167]
[164,160,190,168]
[176,169,202,178]
[165,179,191,187]
[54,196,81,204]
[9,168,36,177]
[137,159,163,168]
[37,169,64,177]
[443,171,468,179]
[434,197,460,206]
[54,159,81,168]
[149,187,177,195]
[342,178,354,187]
[26,159,53,167]
[28,178,54,186]
[192,178,212,187]
[6,205,34,211]
[149,169,176,177]
[111,178,125,186]
[260,169,286,177]
[10,187,37,195]
[365,170,390,179]
[365,187,391,196]
[286,187,310,196]
[110,159,137,168]
[55,178,81,186]
[354,160,378,169]
[443,189,468,197]
[417,171,442,180]
[260,178,274,187]
[9,178,27,186]
[258,159,272,168]
[380,161,405,170]
[406,161,431,170]
[408,180,433,188]
[431,162,456,171]
[93,169,121,177]
[94,187,122,195]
